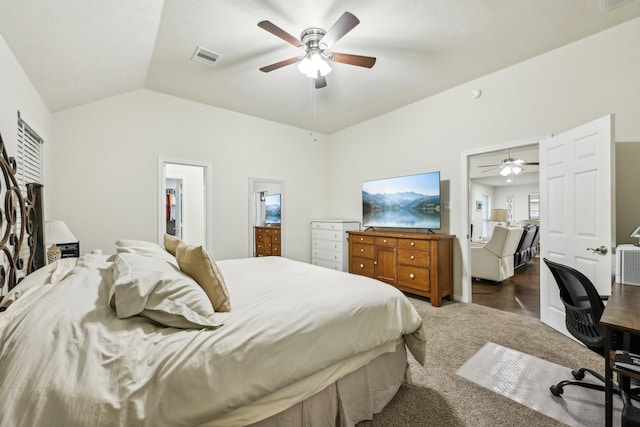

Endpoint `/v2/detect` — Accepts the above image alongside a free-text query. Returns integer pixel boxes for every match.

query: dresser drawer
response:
[312,248,342,262]
[397,265,430,292]
[397,239,430,251]
[350,234,374,245]
[397,249,430,268]
[351,243,374,259]
[312,222,350,231]
[312,229,343,242]
[271,244,281,256]
[272,234,281,244]
[312,239,341,251]
[375,237,396,247]
[312,258,343,271]
[350,257,375,277]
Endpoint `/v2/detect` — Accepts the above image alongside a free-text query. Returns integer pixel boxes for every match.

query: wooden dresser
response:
[347,230,454,307]
[255,226,281,256]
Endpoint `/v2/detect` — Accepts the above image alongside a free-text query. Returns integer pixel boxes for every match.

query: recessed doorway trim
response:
[158,157,214,253]
[460,136,545,303]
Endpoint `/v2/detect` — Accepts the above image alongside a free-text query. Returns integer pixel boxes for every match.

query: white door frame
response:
[460,136,545,303]
[248,177,285,257]
[158,157,214,253]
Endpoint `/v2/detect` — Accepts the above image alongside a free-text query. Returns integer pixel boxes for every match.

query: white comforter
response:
[0,255,425,427]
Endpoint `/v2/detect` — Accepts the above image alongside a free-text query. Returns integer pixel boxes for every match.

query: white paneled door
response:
[539,115,614,336]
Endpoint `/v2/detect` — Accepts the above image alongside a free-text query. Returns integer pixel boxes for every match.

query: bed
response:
[0,135,426,427]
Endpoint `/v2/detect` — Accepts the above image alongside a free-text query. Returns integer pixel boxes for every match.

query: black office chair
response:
[543,258,640,399]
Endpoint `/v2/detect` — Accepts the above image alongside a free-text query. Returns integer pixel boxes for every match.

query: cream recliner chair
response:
[471,225,524,282]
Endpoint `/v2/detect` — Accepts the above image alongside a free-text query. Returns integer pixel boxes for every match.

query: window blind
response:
[17,112,43,196]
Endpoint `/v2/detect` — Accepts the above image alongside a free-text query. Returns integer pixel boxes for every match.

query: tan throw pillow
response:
[176,244,231,312]
[164,234,182,256]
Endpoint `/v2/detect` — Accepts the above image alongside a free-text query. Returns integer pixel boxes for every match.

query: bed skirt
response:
[204,342,409,427]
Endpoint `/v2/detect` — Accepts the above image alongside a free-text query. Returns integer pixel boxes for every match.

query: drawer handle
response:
[410,255,415,260]
[411,241,415,246]
[360,248,364,252]
[360,237,364,241]
[360,263,365,269]
[409,273,415,279]
[383,239,387,243]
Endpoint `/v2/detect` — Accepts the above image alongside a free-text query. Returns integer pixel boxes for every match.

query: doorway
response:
[158,158,213,252]
[463,141,541,318]
[248,177,284,257]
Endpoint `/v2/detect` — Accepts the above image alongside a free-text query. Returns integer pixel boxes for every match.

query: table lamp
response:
[45,220,77,263]
[490,209,508,225]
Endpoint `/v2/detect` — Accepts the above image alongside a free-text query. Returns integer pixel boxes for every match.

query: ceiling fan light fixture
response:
[499,164,523,176]
[297,50,331,78]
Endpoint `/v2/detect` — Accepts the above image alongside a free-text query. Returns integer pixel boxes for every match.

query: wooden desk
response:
[600,283,640,427]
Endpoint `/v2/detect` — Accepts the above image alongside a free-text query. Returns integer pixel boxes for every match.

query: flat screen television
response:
[264,193,281,224]
[362,171,441,230]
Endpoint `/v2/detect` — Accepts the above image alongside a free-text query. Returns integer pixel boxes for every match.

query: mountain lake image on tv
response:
[362,171,441,229]
[264,193,281,224]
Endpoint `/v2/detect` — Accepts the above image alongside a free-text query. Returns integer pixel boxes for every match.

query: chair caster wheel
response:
[550,385,563,396]
[572,370,585,380]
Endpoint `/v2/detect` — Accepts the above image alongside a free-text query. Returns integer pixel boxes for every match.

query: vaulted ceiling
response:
[1,0,639,134]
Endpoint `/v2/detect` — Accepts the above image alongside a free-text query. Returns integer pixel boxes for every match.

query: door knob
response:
[587,246,608,255]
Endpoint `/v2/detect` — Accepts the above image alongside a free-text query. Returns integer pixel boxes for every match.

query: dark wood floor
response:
[472,256,540,319]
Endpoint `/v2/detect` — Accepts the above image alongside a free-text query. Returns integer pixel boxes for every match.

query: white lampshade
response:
[297,51,332,78]
[45,220,78,245]
[500,164,523,176]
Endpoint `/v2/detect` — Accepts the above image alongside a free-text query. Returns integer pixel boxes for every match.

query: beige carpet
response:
[357,298,608,426]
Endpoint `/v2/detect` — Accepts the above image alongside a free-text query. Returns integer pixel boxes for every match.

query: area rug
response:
[456,342,622,427]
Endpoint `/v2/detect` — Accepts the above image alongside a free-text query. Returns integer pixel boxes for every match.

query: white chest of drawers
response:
[311,220,360,271]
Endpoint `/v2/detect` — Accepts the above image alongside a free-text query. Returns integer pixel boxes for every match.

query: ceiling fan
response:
[478,149,539,181]
[257,11,376,89]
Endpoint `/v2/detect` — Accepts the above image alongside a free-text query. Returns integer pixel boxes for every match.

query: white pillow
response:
[115,239,177,265]
[109,253,223,329]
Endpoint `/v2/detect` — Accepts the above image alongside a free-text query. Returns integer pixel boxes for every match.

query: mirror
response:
[248,177,284,257]
[158,158,213,251]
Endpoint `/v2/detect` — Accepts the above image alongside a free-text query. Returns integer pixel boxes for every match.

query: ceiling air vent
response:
[192,46,221,67]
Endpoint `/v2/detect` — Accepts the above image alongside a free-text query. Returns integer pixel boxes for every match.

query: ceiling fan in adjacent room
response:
[257,11,376,89]
[478,149,539,182]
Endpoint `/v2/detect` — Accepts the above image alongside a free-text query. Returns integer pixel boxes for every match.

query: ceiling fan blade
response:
[331,52,376,68]
[478,164,499,168]
[258,20,302,48]
[259,57,299,73]
[522,162,539,165]
[315,75,327,89]
[480,167,498,173]
[319,12,359,49]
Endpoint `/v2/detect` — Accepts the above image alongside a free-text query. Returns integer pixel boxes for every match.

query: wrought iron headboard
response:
[0,129,45,302]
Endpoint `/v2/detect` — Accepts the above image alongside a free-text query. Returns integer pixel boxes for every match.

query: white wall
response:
[51,89,329,260]
[0,34,52,216]
[326,17,640,300]
[494,183,539,223]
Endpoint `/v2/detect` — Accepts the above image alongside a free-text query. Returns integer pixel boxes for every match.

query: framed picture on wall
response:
[476,200,483,211]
